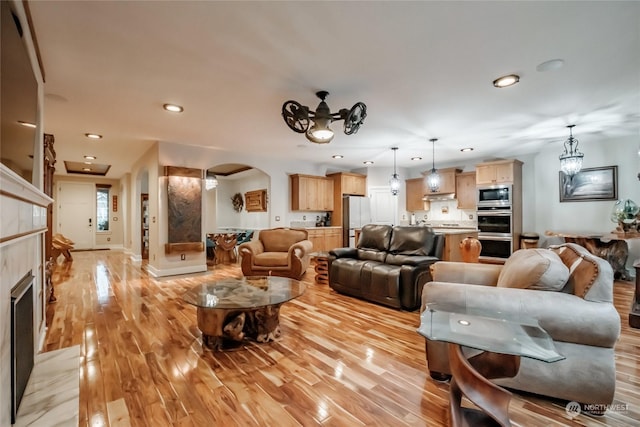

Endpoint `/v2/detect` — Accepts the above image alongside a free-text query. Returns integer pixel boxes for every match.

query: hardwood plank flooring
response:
[45,250,640,426]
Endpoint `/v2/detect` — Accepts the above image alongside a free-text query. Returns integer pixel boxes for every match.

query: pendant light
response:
[205,172,218,190]
[559,125,584,177]
[426,138,440,192]
[389,147,400,196]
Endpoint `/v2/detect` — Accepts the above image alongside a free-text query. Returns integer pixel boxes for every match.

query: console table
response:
[545,230,635,281]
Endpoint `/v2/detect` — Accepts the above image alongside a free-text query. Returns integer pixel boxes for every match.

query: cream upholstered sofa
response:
[420,243,620,406]
[238,228,313,280]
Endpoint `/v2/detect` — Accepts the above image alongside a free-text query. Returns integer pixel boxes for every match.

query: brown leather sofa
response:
[328,224,444,310]
[238,227,313,280]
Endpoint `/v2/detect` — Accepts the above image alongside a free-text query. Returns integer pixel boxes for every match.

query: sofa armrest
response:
[431,261,502,286]
[330,247,358,258]
[290,239,313,259]
[421,282,620,348]
[238,240,264,256]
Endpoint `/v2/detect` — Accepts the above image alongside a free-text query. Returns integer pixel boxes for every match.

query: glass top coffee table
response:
[417,305,565,427]
[183,276,305,350]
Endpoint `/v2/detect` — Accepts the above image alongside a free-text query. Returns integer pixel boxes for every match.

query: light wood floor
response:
[45,250,640,426]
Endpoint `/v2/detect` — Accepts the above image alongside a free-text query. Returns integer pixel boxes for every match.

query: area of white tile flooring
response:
[14,345,80,427]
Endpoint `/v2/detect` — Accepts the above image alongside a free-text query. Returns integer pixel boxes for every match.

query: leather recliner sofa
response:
[328,224,444,310]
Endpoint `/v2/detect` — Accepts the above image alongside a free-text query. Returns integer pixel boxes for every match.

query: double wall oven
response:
[477,185,513,259]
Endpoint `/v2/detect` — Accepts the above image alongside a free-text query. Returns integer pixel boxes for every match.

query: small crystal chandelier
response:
[389,147,400,196]
[205,173,218,190]
[559,125,584,177]
[426,138,440,192]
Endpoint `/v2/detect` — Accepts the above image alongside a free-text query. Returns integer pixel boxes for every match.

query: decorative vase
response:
[610,199,639,232]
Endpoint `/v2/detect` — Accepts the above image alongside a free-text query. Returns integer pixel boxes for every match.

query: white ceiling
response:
[28,1,640,179]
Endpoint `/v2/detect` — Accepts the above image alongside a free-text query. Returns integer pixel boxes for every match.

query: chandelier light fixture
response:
[559,125,584,177]
[426,138,440,192]
[282,91,367,144]
[205,172,218,190]
[389,147,400,196]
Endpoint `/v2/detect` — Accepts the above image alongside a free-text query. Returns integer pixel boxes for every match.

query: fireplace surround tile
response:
[13,345,80,426]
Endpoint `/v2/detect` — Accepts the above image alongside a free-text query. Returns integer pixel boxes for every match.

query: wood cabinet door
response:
[495,163,514,183]
[475,165,497,185]
[306,229,324,251]
[343,174,366,196]
[406,178,427,212]
[456,172,476,209]
[324,228,342,250]
[319,178,334,211]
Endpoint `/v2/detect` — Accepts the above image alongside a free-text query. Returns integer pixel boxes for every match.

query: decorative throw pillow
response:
[497,249,569,291]
[549,244,599,298]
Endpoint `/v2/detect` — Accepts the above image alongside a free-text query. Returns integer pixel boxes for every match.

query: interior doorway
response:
[56,181,95,249]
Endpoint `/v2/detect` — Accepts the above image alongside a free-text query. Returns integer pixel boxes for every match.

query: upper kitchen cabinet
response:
[475,159,523,186]
[455,171,476,210]
[406,177,428,212]
[290,174,334,211]
[425,167,461,195]
[327,172,367,196]
[327,172,367,226]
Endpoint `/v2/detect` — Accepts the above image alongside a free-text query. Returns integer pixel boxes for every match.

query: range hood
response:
[422,193,456,201]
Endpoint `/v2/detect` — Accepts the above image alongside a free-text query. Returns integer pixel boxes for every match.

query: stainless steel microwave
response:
[477,185,512,208]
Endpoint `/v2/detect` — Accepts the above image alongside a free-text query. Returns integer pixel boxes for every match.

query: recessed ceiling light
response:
[84,161,92,165]
[493,74,520,88]
[332,155,343,159]
[460,147,474,152]
[85,133,102,139]
[363,161,374,165]
[82,168,91,171]
[536,59,565,72]
[411,156,422,161]
[163,103,184,113]
[17,120,36,128]
[84,155,96,160]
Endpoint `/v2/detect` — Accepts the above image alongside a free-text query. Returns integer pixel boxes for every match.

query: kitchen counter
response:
[432,228,478,234]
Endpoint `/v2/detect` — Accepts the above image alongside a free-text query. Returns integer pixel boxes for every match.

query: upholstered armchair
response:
[238,228,313,280]
[420,243,620,407]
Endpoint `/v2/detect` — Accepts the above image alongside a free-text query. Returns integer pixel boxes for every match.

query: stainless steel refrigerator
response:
[342,195,372,247]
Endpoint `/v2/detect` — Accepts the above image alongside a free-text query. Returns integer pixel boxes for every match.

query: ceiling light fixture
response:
[426,138,440,192]
[493,74,520,88]
[17,120,36,128]
[163,103,184,113]
[389,147,400,196]
[559,124,584,177]
[460,147,474,152]
[332,155,343,159]
[205,172,218,190]
[282,91,366,144]
[363,161,374,165]
[85,133,102,139]
[411,156,422,161]
[84,155,96,160]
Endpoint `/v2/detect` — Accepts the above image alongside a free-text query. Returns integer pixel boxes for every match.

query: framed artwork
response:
[559,166,618,202]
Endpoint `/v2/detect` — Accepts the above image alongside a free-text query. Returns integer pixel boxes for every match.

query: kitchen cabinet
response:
[290,174,334,211]
[327,172,367,226]
[406,177,428,212]
[455,171,476,210]
[475,160,522,185]
[425,167,461,195]
[306,227,343,252]
[437,230,479,262]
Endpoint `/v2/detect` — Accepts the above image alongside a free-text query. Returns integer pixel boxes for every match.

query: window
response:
[96,185,110,231]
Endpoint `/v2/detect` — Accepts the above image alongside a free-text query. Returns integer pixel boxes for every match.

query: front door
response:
[56,181,95,250]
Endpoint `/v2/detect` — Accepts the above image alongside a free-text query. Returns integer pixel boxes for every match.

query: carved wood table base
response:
[448,343,520,427]
[313,255,329,285]
[197,305,283,351]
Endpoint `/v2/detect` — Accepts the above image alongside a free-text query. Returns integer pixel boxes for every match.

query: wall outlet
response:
[180,254,185,260]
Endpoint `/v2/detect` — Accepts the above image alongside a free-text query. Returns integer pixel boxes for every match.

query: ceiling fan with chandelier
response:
[281,91,367,144]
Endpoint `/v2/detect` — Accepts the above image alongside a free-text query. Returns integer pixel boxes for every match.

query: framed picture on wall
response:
[559,166,618,202]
